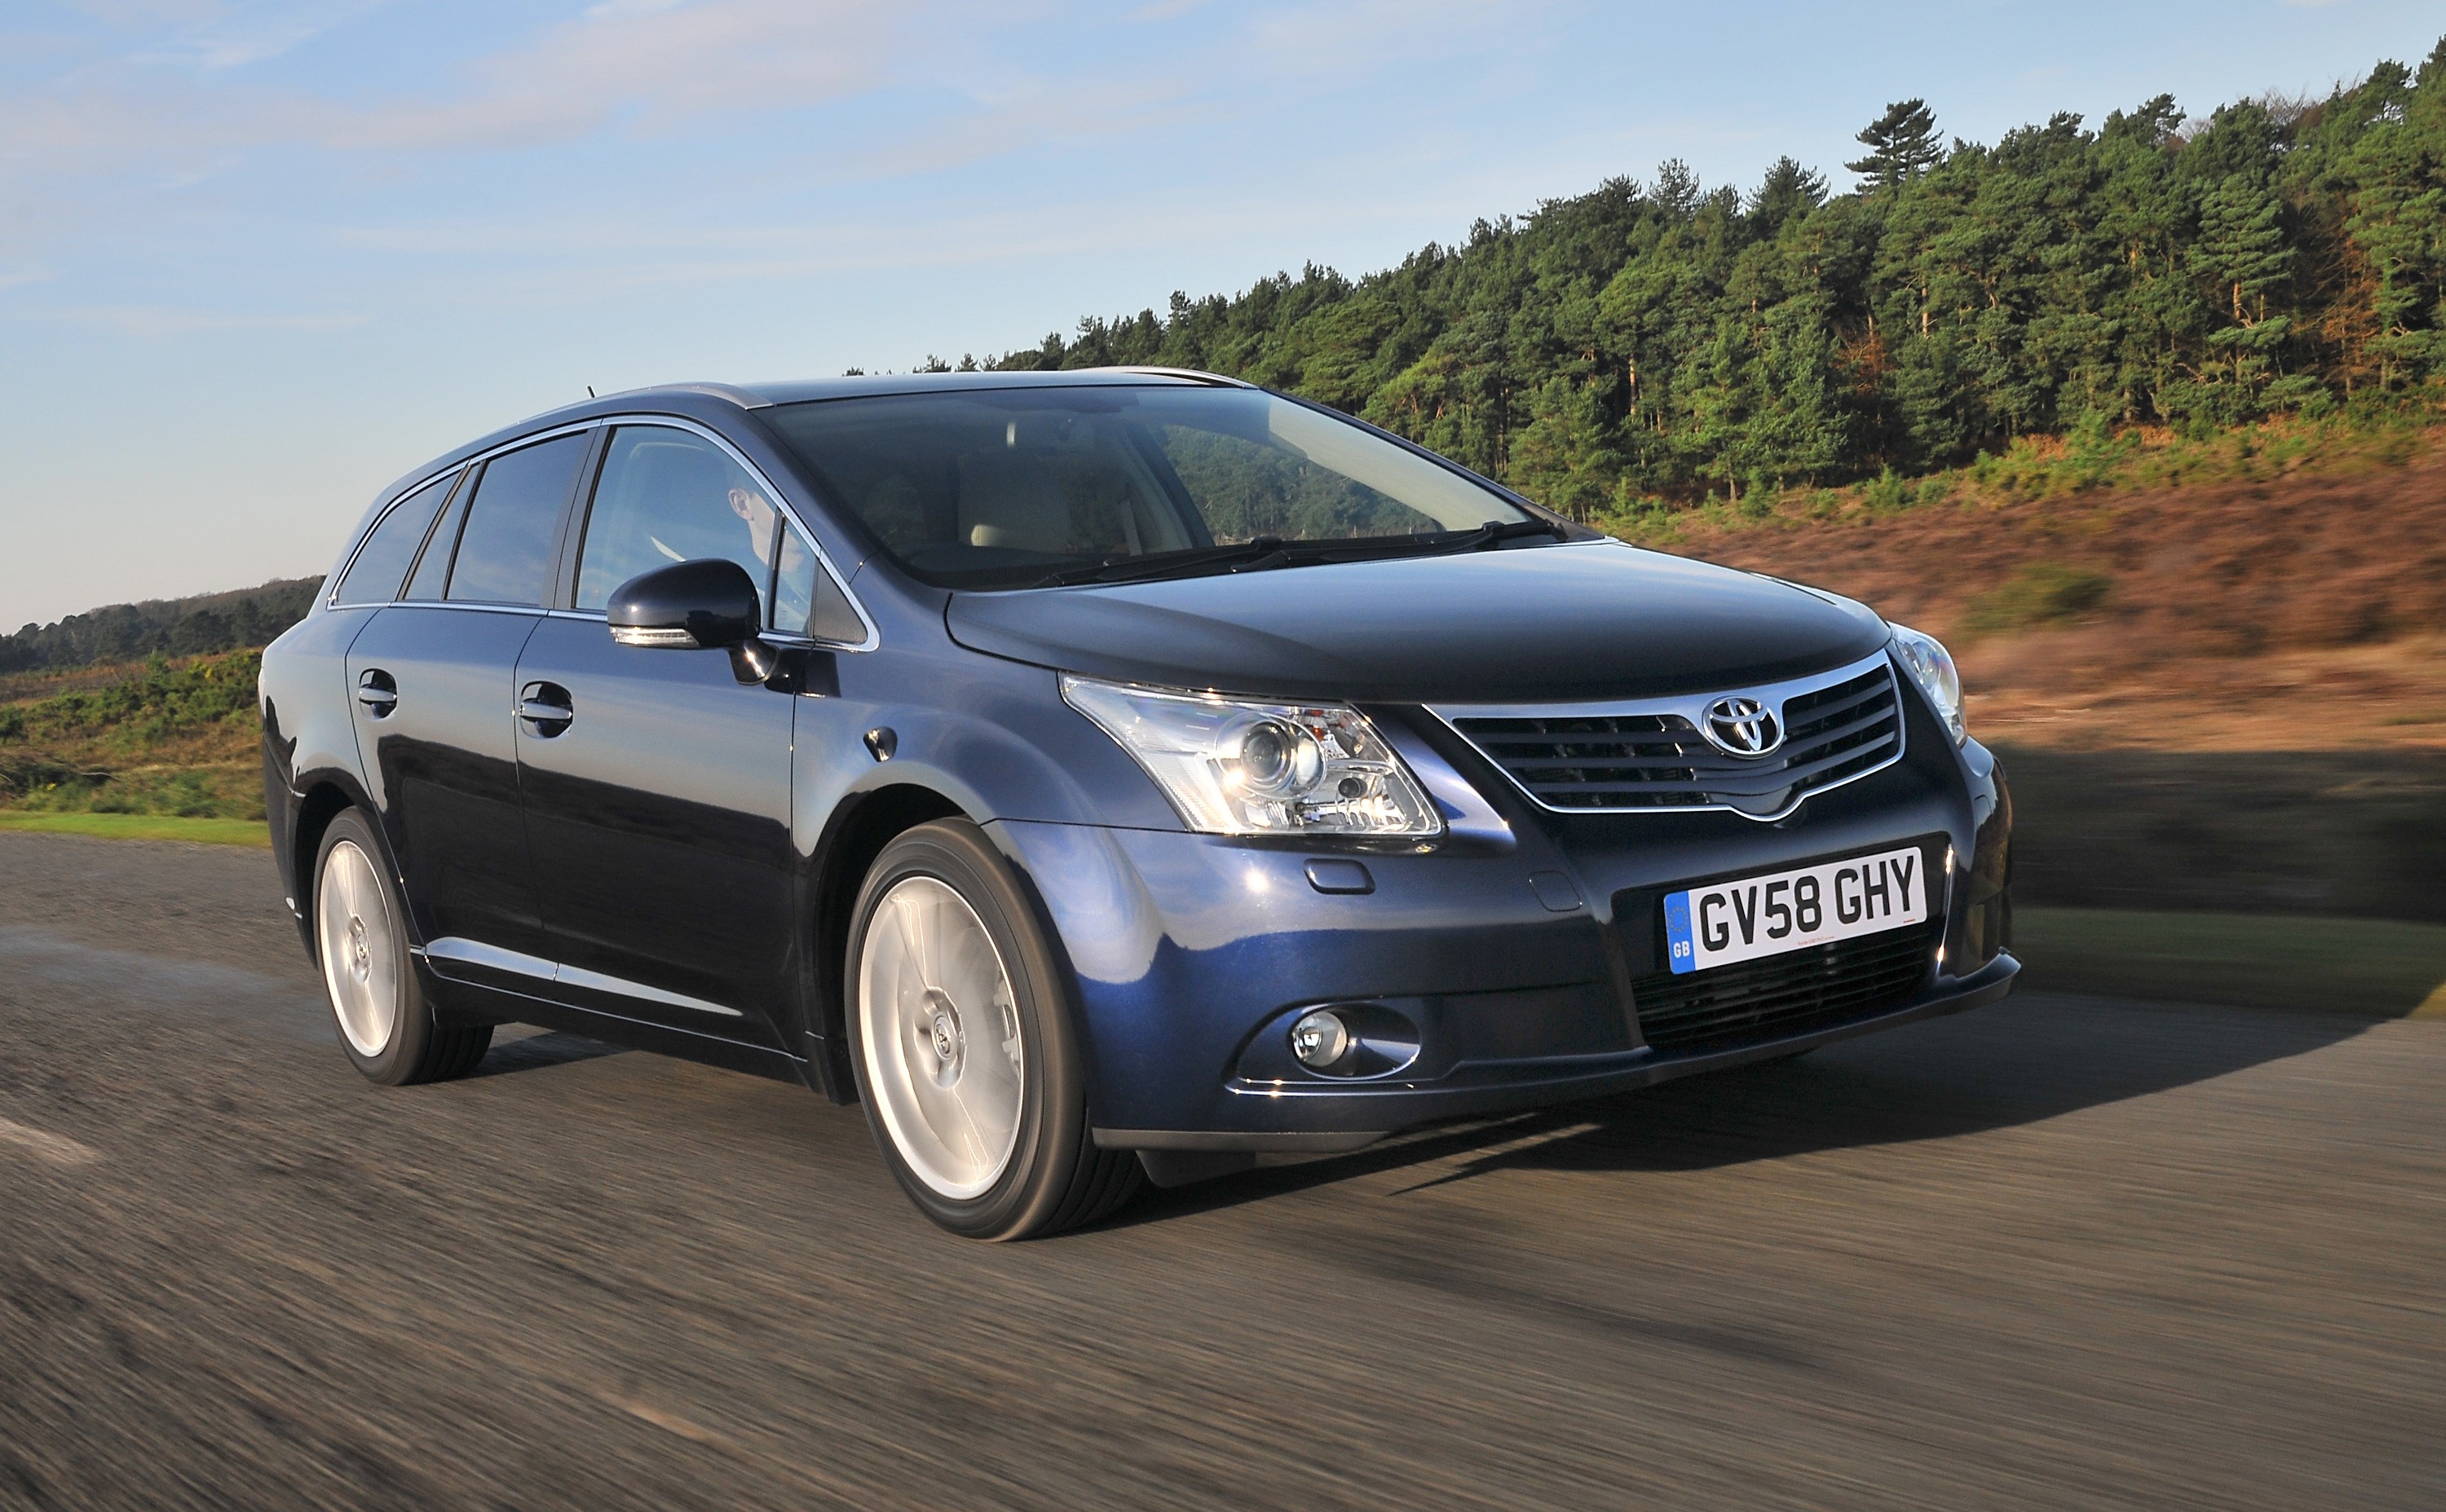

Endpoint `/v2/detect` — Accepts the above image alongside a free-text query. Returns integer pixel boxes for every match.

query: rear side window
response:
[333,470,456,606]
[576,427,778,617]
[447,434,588,606]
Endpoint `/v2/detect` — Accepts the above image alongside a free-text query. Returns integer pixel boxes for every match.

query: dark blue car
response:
[260,369,2016,1238]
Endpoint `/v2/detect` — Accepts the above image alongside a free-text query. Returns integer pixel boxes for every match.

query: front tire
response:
[846,819,1141,1239]
[313,809,491,1085]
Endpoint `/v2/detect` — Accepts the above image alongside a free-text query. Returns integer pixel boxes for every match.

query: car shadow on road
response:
[1117,992,2382,1225]
[469,1029,632,1078]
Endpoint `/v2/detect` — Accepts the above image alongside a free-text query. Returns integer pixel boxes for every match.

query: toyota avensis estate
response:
[260,368,2016,1239]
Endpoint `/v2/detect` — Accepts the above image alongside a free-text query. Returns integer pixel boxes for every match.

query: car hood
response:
[943,540,1889,704]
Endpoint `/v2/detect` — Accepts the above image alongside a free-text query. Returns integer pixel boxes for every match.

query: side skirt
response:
[417,963,815,1087]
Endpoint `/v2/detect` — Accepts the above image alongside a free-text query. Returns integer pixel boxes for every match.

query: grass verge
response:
[0,811,269,848]
[2014,906,2446,1018]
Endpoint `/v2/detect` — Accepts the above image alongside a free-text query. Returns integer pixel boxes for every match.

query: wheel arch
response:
[289,771,392,967]
[804,782,968,1100]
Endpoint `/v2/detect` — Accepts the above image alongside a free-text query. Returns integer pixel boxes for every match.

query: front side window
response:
[762,385,1534,588]
[446,433,588,606]
[576,427,784,619]
[334,469,457,606]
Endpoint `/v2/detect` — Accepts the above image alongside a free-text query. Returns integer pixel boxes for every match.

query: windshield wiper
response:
[1030,517,1570,589]
[1033,537,1291,588]
[1451,518,1570,549]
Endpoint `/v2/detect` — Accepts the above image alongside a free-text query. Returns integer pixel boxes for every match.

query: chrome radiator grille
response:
[1437,655,1905,820]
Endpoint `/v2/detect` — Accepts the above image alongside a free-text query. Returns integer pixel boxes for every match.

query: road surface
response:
[1,831,2438,1510]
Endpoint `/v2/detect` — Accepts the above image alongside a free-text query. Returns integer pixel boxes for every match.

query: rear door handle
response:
[518,681,573,736]
[356,668,397,717]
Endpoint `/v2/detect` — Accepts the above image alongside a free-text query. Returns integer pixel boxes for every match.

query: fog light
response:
[1289,1009,1352,1069]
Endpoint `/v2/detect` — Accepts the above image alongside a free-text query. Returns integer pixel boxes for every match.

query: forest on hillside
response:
[0,578,322,676]
[949,37,2446,517]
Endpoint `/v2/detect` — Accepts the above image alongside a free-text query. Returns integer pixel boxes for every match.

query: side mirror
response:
[606,559,778,684]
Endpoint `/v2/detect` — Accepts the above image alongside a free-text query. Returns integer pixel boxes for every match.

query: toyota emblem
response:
[1702,695,1782,756]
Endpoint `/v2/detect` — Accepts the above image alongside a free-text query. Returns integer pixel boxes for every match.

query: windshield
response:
[761,385,1538,588]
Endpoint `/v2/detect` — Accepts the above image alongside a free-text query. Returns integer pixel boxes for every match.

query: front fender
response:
[812,645,1179,831]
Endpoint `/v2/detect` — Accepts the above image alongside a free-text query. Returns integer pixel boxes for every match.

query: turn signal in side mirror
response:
[606,558,778,683]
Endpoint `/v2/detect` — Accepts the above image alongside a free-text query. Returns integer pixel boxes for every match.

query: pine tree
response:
[1746,156,1829,234]
[2193,175,2293,326]
[1848,99,1943,189]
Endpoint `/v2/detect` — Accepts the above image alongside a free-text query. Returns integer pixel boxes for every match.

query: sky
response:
[2,0,2439,628]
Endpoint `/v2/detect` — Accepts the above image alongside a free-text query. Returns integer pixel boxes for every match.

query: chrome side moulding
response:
[417,937,744,1018]
[554,963,744,1020]
[419,937,559,981]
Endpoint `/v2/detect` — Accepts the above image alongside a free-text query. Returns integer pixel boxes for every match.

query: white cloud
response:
[318,0,907,152]
[64,0,228,25]
[0,0,1574,278]
[3,1,909,176]
[38,303,369,336]
[179,0,393,68]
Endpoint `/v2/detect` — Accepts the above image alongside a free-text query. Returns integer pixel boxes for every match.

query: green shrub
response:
[1963,562,2116,636]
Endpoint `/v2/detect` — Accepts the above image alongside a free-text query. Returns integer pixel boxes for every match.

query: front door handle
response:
[356,668,398,717]
[518,681,573,736]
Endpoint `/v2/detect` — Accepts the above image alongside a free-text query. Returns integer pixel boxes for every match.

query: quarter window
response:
[403,482,469,601]
[772,525,865,643]
[334,470,457,606]
[446,434,587,606]
[576,427,781,619]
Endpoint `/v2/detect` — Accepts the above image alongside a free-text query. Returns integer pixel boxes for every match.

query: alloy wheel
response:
[857,875,1027,1200]
[317,839,400,1057]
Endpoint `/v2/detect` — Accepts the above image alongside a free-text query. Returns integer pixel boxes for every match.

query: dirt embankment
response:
[1661,454,2446,752]
[1653,458,2446,920]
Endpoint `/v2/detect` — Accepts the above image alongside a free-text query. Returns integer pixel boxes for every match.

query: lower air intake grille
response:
[1631,924,1936,1056]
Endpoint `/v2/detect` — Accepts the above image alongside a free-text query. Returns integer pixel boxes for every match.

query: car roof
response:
[373,368,1253,511]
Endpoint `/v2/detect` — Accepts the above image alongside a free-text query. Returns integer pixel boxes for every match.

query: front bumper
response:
[1093,951,2018,1153]
[990,705,2014,1153]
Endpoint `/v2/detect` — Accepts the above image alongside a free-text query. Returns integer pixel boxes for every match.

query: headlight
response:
[1889,624,1966,745]
[1061,676,1442,838]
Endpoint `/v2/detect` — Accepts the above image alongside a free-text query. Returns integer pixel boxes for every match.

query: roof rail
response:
[598,381,775,410]
[1112,367,1253,389]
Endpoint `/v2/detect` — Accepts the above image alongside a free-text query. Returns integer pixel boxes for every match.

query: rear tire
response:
[313,809,492,1086]
[846,819,1141,1239]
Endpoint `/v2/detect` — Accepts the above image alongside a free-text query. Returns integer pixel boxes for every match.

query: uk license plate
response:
[1662,845,1929,975]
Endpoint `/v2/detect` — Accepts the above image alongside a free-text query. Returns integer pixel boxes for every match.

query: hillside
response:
[967,37,2446,522]
[0,650,265,820]
[0,577,322,677]
[1643,423,2446,752]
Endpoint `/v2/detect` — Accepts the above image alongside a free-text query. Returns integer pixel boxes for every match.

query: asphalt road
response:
[1,831,2439,1511]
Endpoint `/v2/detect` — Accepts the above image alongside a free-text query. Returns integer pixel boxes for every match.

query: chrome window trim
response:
[329,413,880,652]
[417,937,744,1019]
[1428,649,1907,824]
[327,419,602,611]
[376,600,550,619]
[326,465,464,611]
[576,414,880,652]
